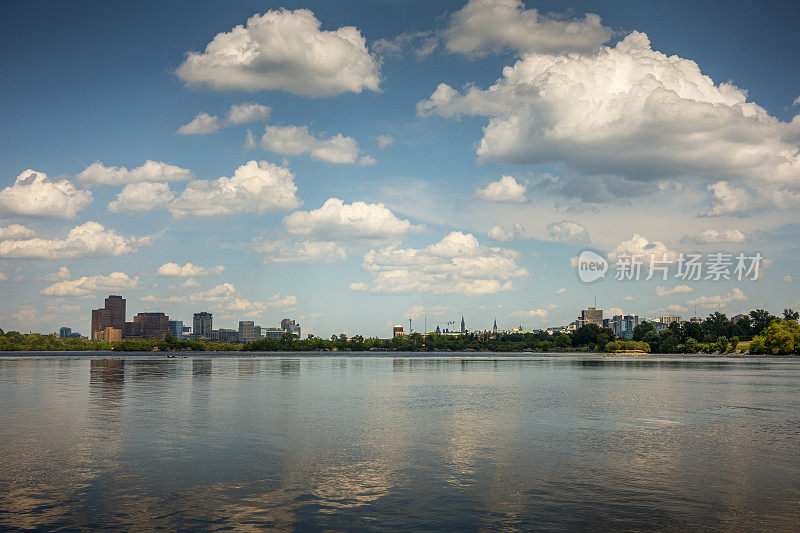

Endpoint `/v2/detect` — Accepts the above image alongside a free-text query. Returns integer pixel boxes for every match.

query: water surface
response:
[1,353,799,531]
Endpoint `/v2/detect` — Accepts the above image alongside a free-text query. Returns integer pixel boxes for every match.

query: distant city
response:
[57,294,754,344]
[58,294,300,344]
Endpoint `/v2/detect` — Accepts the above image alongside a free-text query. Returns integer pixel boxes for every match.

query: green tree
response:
[749,309,777,336]
[783,308,799,322]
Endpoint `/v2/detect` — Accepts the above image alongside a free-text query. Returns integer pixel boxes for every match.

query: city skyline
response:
[1,0,799,338]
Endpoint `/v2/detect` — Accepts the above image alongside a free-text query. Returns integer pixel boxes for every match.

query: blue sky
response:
[1,0,798,337]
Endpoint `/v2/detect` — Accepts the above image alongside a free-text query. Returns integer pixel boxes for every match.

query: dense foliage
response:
[0,308,797,354]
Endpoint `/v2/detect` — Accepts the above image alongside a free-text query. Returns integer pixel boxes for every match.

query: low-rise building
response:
[96,327,122,342]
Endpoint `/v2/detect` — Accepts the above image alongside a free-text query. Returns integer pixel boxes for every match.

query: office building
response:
[238,321,262,342]
[263,328,284,340]
[96,327,122,342]
[130,312,169,339]
[91,295,127,340]
[393,325,405,338]
[193,312,213,338]
[210,329,239,342]
[59,326,82,339]
[168,320,184,340]
[660,315,681,326]
[91,308,114,340]
[578,307,603,327]
[281,318,301,338]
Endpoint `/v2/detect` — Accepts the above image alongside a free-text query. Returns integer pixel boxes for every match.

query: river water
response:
[1,353,799,531]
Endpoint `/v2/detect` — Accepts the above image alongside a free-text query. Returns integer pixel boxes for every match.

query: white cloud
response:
[243,129,257,150]
[169,160,300,218]
[0,222,150,259]
[41,272,140,297]
[190,283,237,303]
[687,288,747,309]
[510,308,548,319]
[547,220,589,244]
[352,231,528,295]
[157,262,225,277]
[607,234,678,263]
[705,181,753,217]
[373,31,439,60]
[177,103,271,135]
[488,223,525,242]
[176,8,380,97]
[444,0,611,56]
[182,278,200,288]
[255,240,347,264]
[419,32,800,201]
[655,285,694,296]
[473,175,527,203]
[77,160,194,185]
[666,304,688,313]
[108,182,175,213]
[227,294,297,313]
[261,125,369,164]
[681,228,747,244]
[283,198,419,240]
[0,224,37,240]
[406,303,457,320]
[0,170,92,218]
[176,112,223,135]
[45,267,71,282]
[376,134,395,149]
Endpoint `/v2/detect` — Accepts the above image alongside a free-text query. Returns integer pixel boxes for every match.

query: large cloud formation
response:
[351,231,528,295]
[419,31,800,205]
[0,170,92,218]
[444,0,611,56]
[41,272,140,297]
[0,222,150,259]
[283,198,419,240]
[170,160,300,218]
[176,8,381,97]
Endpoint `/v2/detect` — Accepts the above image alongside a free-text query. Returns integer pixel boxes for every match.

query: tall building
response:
[579,307,603,327]
[104,295,126,330]
[129,313,169,339]
[460,316,466,333]
[281,318,301,337]
[660,315,681,326]
[193,312,213,338]
[91,308,113,340]
[492,319,498,334]
[168,320,184,340]
[238,321,262,342]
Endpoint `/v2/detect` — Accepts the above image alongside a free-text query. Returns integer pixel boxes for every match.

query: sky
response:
[0,0,798,338]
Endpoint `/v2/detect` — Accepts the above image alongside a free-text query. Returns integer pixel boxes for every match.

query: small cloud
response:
[655,284,694,296]
[376,134,395,149]
[473,175,527,203]
[488,223,526,242]
[510,309,548,319]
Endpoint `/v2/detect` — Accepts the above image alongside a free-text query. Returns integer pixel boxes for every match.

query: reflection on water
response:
[1,354,799,531]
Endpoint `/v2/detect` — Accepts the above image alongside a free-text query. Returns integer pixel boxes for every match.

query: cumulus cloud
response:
[77,160,194,185]
[655,285,694,296]
[176,8,381,97]
[419,31,800,202]
[547,220,589,244]
[0,170,92,218]
[607,234,678,264]
[0,222,150,259]
[44,266,71,282]
[704,181,754,217]
[351,231,528,295]
[473,175,527,203]
[41,272,140,297]
[444,0,611,56]
[406,303,457,320]
[190,283,237,303]
[376,134,395,149]
[177,103,271,135]
[0,224,37,240]
[157,262,225,277]
[169,160,300,218]
[226,294,297,313]
[261,125,371,164]
[255,240,347,264]
[488,223,526,242]
[687,288,747,309]
[680,228,748,244]
[283,198,419,240]
[108,182,175,213]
